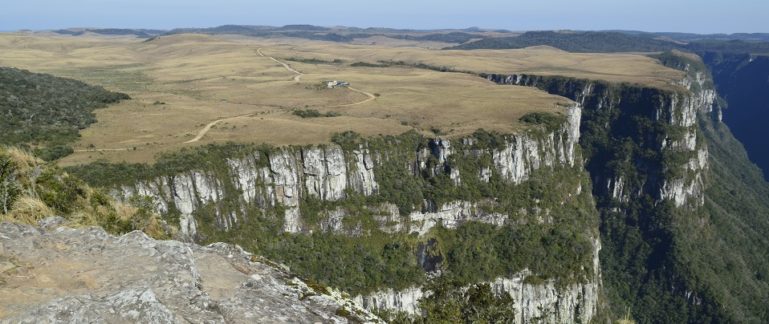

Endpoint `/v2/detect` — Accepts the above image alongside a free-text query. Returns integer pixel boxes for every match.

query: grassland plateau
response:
[0,32,682,165]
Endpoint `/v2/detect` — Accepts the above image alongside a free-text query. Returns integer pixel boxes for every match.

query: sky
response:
[1,0,767,34]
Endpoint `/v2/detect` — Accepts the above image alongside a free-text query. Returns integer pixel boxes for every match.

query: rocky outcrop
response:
[0,219,381,323]
[353,287,425,316]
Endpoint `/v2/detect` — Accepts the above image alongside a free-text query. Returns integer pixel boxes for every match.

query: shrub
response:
[519,111,566,131]
[292,109,340,118]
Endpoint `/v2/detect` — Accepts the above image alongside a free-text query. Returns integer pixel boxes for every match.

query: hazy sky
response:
[1,0,766,33]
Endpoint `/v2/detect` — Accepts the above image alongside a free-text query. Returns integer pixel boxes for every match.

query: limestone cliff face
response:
[488,238,601,324]
[114,104,583,238]
[486,71,715,209]
[485,56,724,321]
[115,145,380,236]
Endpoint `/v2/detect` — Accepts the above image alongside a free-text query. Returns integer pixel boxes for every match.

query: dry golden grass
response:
[2,146,41,174]
[1,196,55,225]
[0,33,684,165]
[259,40,684,88]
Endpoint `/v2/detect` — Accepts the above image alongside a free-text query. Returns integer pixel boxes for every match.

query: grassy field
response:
[0,33,684,165]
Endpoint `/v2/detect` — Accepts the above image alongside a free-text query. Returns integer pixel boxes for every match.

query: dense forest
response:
[0,67,129,160]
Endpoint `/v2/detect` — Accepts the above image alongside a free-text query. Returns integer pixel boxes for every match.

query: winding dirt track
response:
[184,48,379,143]
[257,48,302,82]
[184,113,254,144]
[74,148,131,152]
[82,47,380,150]
[338,87,376,107]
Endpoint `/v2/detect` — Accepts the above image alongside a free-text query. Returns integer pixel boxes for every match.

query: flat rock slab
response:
[0,220,379,323]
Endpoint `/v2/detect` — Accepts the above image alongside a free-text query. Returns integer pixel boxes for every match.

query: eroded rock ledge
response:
[0,218,381,323]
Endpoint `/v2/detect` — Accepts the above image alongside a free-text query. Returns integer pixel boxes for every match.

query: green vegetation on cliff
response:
[485,60,768,322]
[68,128,598,297]
[0,67,129,160]
[676,115,769,322]
[0,146,169,238]
[419,279,516,322]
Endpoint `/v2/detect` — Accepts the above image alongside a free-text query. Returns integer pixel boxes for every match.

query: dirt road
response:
[338,87,376,106]
[257,48,303,82]
[184,113,256,144]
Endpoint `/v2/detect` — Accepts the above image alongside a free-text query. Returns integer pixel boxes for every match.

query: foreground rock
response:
[0,219,381,323]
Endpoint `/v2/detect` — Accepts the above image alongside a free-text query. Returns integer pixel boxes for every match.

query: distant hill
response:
[161,25,487,44]
[48,25,769,54]
[451,31,679,52]
[0,67,129,160]
[452,30,769,55]
[164,25,358,42]
[54,28,166,38]
[613,30,769,43]
[686,40,769,54]
[389,32,480,44]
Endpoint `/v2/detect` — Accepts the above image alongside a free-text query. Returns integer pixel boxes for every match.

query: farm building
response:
[325,80,350,88]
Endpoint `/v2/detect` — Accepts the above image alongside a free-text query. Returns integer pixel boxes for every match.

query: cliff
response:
[484,70,714,210]
[64,51,768,322]
[481,53,769,323]
[112,102,581,236]
[100,100,602,322]
[483,56,728,322]
[0,218,381,323]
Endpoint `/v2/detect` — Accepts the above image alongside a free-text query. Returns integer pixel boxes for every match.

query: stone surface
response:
[0,220,381,323]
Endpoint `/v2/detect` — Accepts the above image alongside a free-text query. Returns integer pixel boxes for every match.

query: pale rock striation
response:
[348,147,378,196]
[0,219,381,323]
[353,287,425,316]
[371,201,507,236]
[659,68,716,207]
[303,146,348,201]
[114,144,381,234]
[491,105,582,184]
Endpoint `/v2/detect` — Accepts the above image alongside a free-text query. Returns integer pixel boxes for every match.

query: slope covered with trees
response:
[701,53,769,181]
[597,54,769,323]
[0,67,129,160]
